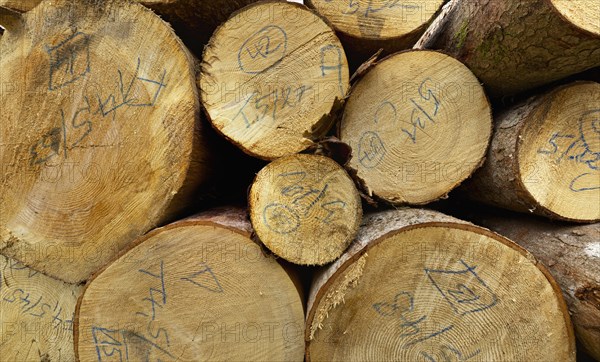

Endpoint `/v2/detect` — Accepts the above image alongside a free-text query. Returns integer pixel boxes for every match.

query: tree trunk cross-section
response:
[200,1,350,160]
[249,154,362,266]
[340,50,492,205]
[472,213,600,361]
[422,0,600,97]
[0,255,82,361]
[0,0,261,55]
[75,208,305,362]
[306,209,575,362]
[305,0,444,69]
[0,0,212,284]
[465,81,600,223]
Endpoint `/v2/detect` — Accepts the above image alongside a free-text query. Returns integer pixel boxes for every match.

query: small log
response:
[200,1,350,160]
[420,0,600,96]
[249,154,362,265]
[0,255,82,361]
[0,0,212,284]
[306,208,575,361]
[340,50,491,205]
[75,208,305,362]
[470,212,600,360]
[305,0,444,70]
[465,81,600,223]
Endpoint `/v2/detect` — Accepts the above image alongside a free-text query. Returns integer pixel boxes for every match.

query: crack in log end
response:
[310,253,367,340]
[0,234,19,253]
[575,285,600,310]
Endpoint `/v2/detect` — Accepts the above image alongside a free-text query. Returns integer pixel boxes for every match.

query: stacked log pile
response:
[1,0,598,361]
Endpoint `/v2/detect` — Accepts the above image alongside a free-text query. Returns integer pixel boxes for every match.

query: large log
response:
[305,0,444,70]
[0,0,260,55]
[75,208,305,361]
[249,154,362,265]
[200,1,350,160]
[465,81,600,223]
[306,208,575,361]
[419,0,600,97]
[470,212,600,360]
[339,50,491,205]
[0,0,212,284]
[0,255,82,361]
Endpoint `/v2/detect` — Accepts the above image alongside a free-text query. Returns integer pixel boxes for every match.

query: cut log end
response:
[517,81,600,222]
[75,212,305,361]
[306,0,444,41]
[306,210,575,361]
[340,50,491,205]
[0,255,82,361]
[200,1,350,160]
[550,0,600,35]
[249,154,362,266]
[0,0,207,283]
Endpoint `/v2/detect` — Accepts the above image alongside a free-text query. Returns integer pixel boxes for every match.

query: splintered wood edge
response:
[515,81,600,222]
[73,214,305,361]
[549,0,600,36]
[304,222,575,360]
[249,154,362,265]
[340,49,492,205]
[199,1,350,160]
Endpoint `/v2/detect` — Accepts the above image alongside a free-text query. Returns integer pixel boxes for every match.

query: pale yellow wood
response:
[466,81,600,222]
[200,1,350,160]
[551,0,600,35]
[75,210,305,362]
[340,50,491,205]
[306,209,576,362]
[249,154,362,265]
[0,255,82,361]
[472,212,600,361]
[0,0,211,284]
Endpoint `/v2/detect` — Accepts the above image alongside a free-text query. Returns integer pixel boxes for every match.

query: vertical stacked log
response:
[200,1,350,160]
[306,209,575,361]
[75,208,305,361]
[470,212,599,361]
[249,154,362,265]
[305,0,445,69]
[340,50,492,205]
[465,81,600,223]
[1,255,82,361]
[419,0,600,96]
[0,0,212,283]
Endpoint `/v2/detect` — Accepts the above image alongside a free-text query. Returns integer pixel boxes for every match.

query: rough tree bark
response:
[419,0,600,97]
[339,50,492,205]
[471,212,600,361]
[249,154,362,266]
[75,207,305,362]
[464,81,600,223]
[306,208,575,361]
[200,1,350,160]
[0,0,213,284]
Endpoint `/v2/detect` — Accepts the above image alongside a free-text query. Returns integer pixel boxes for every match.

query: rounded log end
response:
[340,49,492,205]
[200,1,350,160]
[249,154,362,266]
[550,0,600,36]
